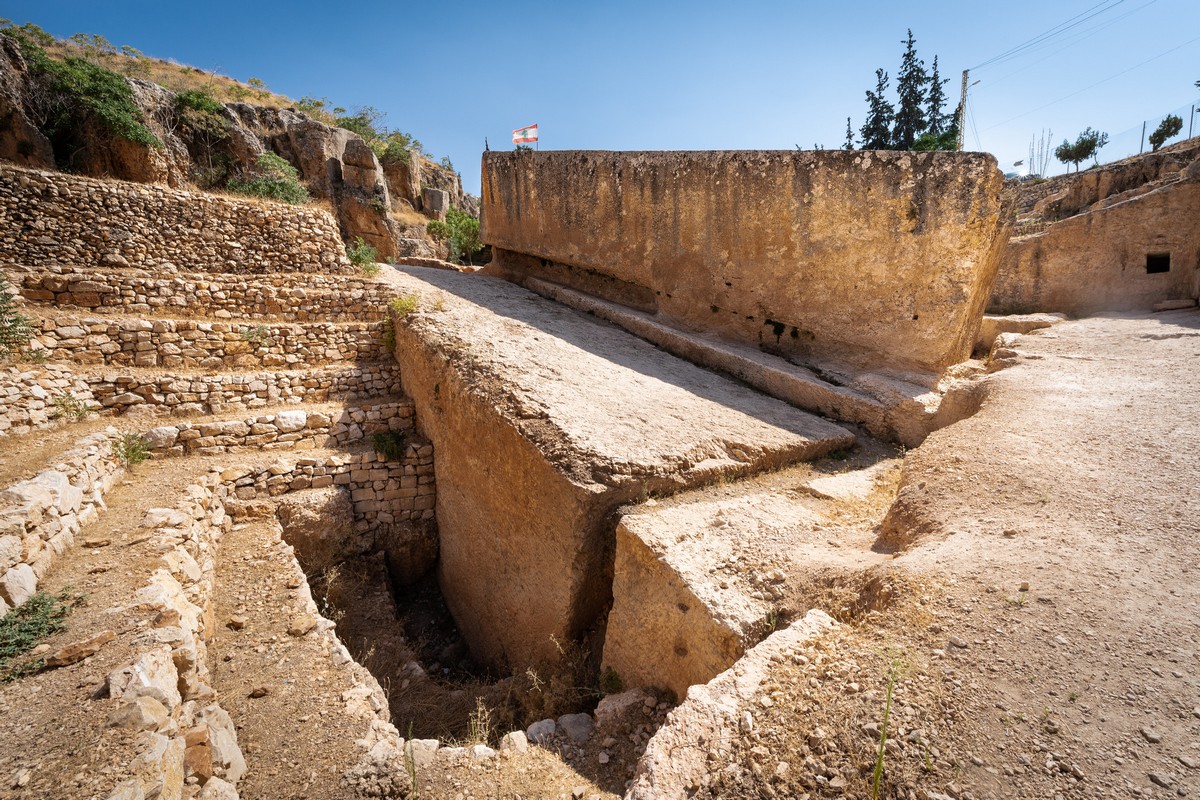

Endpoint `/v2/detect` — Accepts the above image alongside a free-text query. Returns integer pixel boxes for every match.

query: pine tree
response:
[860,69,895,150]
[926,55,949,136]
[843,117,855,150]
[892,29,929,149]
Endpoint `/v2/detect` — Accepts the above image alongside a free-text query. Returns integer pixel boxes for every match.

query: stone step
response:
[520,276,944,446]
[379,265,855,672]
[27,312,385,369]
[7,263,390,323]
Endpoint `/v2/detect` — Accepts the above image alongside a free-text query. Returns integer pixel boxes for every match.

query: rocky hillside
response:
[0,27,477,262]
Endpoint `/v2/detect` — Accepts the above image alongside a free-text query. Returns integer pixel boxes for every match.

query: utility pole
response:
[956,69,969,151]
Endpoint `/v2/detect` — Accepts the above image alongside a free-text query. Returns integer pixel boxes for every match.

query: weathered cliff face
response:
[0,38,477,259]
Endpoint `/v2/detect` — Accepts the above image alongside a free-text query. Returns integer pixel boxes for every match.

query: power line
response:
[974,0,1159,89]
[972,0,1128,71]
[982,34,1200,130]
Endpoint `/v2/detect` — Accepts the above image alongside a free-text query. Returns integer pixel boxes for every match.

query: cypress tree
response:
[891,29,929,149]
[843,117,855,150]
[926,55,949,136]
[860,69,894,150]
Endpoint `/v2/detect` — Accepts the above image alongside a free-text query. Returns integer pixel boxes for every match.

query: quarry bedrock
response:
[481,150,1010,375]
[385,267,852,671]
[991,176,1200,315]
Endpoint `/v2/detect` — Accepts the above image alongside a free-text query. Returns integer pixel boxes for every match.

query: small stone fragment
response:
[1142,727,1162,744]
[226,616,247,631]
[46,630,116,667]
[286,615,316,636]
[248,686,269,698]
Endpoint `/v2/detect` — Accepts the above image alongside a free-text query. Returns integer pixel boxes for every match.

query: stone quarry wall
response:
[0,164,349,272]
[30,315,385,369]
[991,169,1200,315]
[481,150,1010,374]
[9,264,391,321]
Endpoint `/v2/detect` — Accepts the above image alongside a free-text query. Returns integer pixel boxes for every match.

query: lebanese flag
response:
[512,124,539,144]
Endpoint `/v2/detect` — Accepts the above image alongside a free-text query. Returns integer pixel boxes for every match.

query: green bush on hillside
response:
[227,152,310,205]
[2,22,161,150]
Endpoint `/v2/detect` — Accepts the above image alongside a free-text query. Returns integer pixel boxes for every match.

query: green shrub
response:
[0,274,35,361]
[175,88,224,115]
[50,392,89,421]
[380,138,412,166]
[4,28,161,150]
[112,431,150,466]
[239,324,270,346]
[0,590,74,683]
[427,209,483,265]
[227,152,310,205]
[347,237,378,271]
[389,294,419,319]
[372,431,408,461]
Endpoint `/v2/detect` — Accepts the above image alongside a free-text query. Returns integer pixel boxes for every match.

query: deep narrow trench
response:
[278,491,600,744]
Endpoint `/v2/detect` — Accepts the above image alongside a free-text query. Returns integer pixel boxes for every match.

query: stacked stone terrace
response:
[0,164,432,799]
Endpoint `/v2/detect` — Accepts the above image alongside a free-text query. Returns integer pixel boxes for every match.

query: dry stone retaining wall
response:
[31,315,385,368]
[0,164,350,273]
[9,264,391,322]
[0,363,96,437]
[0,428,123,614]
[139,403,415,456]
[86,363,401,416]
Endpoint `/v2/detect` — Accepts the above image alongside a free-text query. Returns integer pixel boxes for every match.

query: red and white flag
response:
[512,124,538,144]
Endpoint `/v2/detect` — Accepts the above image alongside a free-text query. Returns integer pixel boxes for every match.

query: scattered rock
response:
[108,696,170,732]
[226,615,248,631]
[82,537,112,548]
[1149,772,1174,789]
[558,713,594,744]
[1142,727,1162,744]
[46,630,116,667]
[286,615,316,637]
[499,731,528,753]
[248,687,270,699]
[527,719,556,743]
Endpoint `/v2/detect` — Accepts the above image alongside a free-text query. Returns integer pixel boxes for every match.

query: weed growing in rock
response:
[389,294,420,319]
[50,392,89,421]
[0,590,75,683]
[239,324,271,347]
[872,655,906,799]
[0,274,36,361]
[19,349,49,364]
[467,697,493,745]
[372,431,408,461]
[227,152,310,205]
[112,431,150,467]
[381,319,396,352]
[347,237,379,273]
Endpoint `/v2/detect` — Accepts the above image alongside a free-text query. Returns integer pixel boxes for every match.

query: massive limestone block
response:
[385,266,854,670]
[481,150,1010,375]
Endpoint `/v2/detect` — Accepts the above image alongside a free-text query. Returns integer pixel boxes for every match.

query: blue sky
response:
[7,0,1200,193]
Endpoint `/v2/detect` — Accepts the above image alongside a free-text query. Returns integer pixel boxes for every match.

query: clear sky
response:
[7,0,1199,194]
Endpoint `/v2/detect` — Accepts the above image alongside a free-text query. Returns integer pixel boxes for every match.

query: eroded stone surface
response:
[482,150,1009,374]
[627,610,838,800]
[383,265,853,670]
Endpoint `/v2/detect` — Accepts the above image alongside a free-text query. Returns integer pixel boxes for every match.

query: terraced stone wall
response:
[0,363,94,437]
[9,265,391,322]
[86,363,401,416]
[0,428,123,614]
[0,164,350,272]
[482,150,1011,374]
[31,315,385,368]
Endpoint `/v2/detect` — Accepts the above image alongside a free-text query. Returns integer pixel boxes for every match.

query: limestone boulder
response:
[275,487,357,573]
